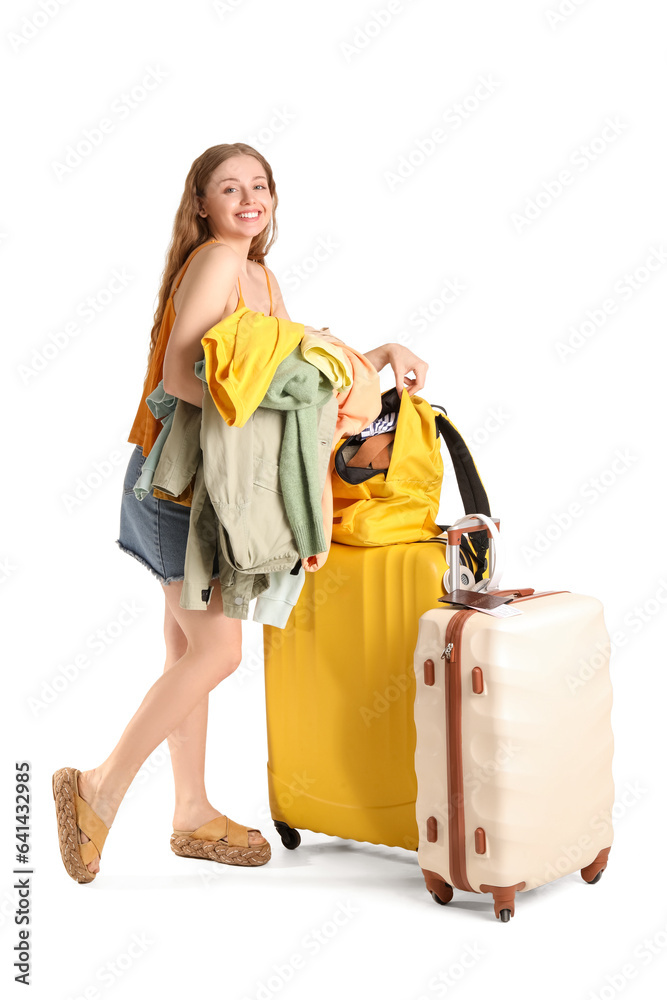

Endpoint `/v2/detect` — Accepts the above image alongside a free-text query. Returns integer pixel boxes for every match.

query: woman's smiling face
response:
[199,154,272,239]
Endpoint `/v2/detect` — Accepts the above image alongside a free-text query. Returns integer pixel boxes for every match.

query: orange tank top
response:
[127,238,274,457]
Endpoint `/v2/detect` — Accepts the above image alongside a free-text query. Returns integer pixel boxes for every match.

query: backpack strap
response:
[434,411,491,581]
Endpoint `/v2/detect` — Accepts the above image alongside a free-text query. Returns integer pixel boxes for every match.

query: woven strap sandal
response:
[52,767,109,884]
[170,814,271,867]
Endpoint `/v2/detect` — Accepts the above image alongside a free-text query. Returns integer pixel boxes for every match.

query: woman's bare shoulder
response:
[179,241,240,286]
[172,242,241,309]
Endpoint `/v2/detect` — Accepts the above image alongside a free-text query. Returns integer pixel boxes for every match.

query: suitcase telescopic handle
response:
[446,514,502,592]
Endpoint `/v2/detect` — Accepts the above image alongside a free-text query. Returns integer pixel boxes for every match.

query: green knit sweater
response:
[259,345,334,558]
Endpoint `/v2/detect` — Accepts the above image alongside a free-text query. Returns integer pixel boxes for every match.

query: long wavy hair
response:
[142,143,278,380]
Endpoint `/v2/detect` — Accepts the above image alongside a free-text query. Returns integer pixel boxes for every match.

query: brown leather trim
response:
[510,590,569,603]
[479,882,526,918]
[441,592,571,897]
[490,588,534,598]
[346,432,394,469]
[422,868,454,903]
[581,846,610,882]
[445,609,477,893]
[447,519,500,546]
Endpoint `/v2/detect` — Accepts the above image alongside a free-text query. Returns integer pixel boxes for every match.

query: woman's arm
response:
[265,266,429,394]
[363,345,389,373]
[364,342,429,395]
[163,244,241,407]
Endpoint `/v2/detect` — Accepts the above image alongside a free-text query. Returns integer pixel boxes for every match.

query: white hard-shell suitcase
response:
[413,515,615,921]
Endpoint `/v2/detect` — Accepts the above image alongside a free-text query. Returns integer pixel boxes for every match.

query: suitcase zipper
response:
[443,608,477,893]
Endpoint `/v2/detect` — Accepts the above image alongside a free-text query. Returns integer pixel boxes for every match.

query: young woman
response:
[52,142,429,882]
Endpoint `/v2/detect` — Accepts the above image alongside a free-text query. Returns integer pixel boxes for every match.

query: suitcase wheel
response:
[422,869,454,905]
[499,909,512,922]
[274,820,301,850]
[430,890,450,906]
[581,847,610,883]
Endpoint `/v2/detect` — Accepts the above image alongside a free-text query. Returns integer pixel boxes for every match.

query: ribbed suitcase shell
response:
[263,537,461,850]
[413,592,615,918]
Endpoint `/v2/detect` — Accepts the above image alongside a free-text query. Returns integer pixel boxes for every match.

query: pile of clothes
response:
[132,312,383,628]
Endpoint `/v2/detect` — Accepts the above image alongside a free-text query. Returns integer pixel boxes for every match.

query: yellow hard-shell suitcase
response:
[262,532,484,851]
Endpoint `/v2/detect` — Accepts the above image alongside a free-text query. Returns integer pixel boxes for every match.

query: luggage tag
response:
[438,589,524,617]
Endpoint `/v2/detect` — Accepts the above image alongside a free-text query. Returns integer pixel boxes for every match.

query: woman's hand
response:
[364,343,429,395]
[301,551,329,572]
[299,344,428,578]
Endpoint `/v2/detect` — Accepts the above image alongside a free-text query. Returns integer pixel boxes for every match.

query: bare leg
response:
[161,581,266,843]
[160,594,212,827]
[75,577,266,872]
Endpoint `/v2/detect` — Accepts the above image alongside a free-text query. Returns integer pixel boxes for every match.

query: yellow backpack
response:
[331,386,491,574]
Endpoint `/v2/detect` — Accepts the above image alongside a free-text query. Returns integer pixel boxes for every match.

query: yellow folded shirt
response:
[300,327,353,391]
[202,307,305,426]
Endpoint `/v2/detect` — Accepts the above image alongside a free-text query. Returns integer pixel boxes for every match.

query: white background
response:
[3,0,666,998]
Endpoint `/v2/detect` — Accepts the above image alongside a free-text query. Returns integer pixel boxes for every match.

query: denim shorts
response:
[116,444,219,586]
